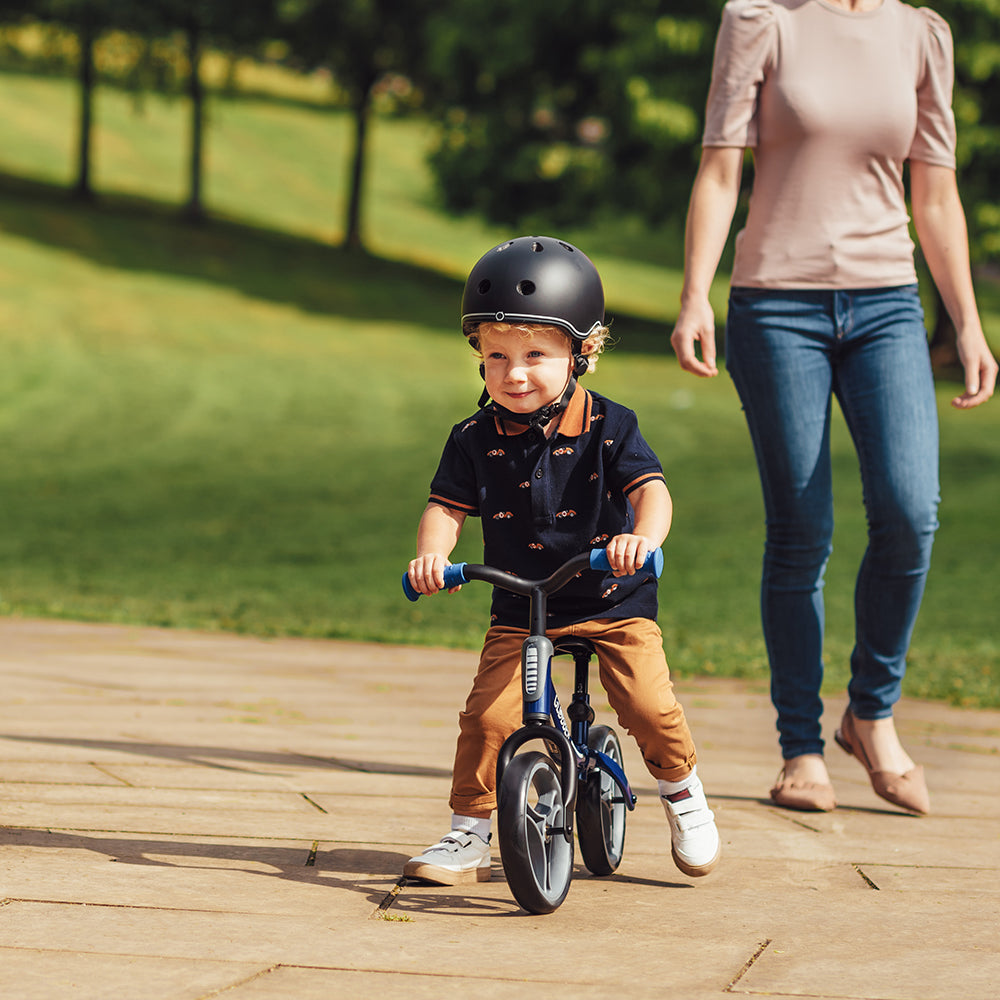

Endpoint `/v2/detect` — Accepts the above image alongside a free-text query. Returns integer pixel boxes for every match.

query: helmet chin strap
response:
[481,377,578,431]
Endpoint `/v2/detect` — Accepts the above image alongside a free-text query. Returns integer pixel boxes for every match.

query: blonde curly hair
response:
[466,321,610,375]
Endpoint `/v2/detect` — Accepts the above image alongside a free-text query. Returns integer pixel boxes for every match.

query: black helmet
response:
[461,236,605,344]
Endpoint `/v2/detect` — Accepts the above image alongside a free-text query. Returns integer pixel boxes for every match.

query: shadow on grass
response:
[6,168,987,369]
[0,169,676,356]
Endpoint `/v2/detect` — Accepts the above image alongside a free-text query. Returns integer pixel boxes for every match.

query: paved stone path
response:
[1,618,998,999]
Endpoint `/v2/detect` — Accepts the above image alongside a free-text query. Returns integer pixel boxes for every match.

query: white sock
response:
[658,766,699,801]
[451,813,491,842]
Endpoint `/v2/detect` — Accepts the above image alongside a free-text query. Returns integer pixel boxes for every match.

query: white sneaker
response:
[661,774,720,877]
[403,831,492,885]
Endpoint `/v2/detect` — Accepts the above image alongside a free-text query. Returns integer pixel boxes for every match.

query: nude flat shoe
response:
[769,767,837,812]
[834,709,930,816]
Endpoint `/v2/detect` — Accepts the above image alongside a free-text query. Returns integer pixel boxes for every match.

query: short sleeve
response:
[702,0,776,149]
[908,8,956,167]
[428,424,481,517]
[603,410,664,500]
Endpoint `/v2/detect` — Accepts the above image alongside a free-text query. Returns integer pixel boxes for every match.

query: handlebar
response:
[402,547,663,603]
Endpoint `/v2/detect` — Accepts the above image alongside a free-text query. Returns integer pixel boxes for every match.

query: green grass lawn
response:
[0,71,997,707]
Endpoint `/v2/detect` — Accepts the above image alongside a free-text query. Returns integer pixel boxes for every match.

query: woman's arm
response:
[910,160,998,409]
[671,146,746,378]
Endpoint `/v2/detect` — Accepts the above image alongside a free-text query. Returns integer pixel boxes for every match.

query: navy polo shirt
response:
[428,384,666,627]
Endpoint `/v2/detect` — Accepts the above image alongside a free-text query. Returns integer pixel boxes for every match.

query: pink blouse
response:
[703,0,957,289]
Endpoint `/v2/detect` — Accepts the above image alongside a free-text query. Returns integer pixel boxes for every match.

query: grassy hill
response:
[0,70,997,707]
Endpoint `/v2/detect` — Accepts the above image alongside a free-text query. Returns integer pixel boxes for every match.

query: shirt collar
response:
[555,382,592,437]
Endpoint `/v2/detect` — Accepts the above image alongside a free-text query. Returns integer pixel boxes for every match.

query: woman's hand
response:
[672,297,720,377]
[951,329,998,409]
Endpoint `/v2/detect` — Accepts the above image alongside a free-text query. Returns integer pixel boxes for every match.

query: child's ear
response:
[573,338,596,376]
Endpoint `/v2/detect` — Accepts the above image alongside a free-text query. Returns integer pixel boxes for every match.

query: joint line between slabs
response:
[853,863,881,890]
[371,878,409,918]
[725,938,772,993]
[767,807,824,833]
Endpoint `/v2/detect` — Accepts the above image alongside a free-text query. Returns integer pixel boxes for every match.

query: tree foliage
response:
[932,0,1000,264]
[3,0,998,274]
[420,0,724,229]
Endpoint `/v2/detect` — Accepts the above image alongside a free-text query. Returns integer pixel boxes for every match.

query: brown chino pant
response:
[449,617,698,818]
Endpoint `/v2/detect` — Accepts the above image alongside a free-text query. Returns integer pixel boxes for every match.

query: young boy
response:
[405,236,720,885]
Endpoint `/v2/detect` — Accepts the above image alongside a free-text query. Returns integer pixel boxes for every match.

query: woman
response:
[671,0,997,814]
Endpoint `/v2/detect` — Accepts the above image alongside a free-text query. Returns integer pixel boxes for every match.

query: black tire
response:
[575,725,627,875]
[497,750,574,913]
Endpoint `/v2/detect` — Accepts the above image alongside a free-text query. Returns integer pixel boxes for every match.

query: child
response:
[405,236,720,885]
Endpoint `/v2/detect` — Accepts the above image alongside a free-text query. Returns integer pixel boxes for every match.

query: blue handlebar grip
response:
[590,547,663,578]
[443,563,469,589]
[402,562,470,602]
[402,572,421,602]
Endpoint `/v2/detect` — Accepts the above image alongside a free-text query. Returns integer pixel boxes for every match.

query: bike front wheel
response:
[575,725,627,875]
[497,750,574,914]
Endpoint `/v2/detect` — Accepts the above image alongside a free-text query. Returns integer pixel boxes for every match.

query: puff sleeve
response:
[702,0,776,149]
[908,7,956,167]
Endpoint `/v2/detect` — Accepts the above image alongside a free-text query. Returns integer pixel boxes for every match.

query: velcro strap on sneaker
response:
[671,808,716,832]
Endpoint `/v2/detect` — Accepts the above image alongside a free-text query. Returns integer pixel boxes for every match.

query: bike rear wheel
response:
[575,725,627,875]
[497,750,574,913]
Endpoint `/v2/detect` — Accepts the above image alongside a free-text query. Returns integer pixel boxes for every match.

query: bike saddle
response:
[553,637,597,659]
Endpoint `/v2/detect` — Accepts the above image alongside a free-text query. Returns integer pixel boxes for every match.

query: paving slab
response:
[1,618,999,1000]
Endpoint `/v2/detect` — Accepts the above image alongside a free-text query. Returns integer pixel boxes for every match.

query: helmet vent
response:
[516,280,536,296]
[531,241,544,252]
[559,242,575,252]
[477,279,491,294]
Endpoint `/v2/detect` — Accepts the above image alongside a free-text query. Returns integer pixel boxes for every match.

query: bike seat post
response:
[567,648,596,747]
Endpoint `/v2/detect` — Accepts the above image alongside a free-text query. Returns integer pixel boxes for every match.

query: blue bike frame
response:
[403,548,659,830]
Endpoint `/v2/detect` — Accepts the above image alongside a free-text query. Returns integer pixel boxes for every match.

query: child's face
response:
[479,325,574,415]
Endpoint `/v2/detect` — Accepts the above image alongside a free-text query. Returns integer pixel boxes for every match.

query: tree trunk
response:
[343,79,375,253]
[73,15,96,201]
[183,18,206,223]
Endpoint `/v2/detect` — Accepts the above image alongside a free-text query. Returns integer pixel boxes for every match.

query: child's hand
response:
[604,535,653,577]
[407,553,462,596]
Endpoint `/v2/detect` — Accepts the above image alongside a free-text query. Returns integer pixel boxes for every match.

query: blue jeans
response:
[725,286,940,759]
